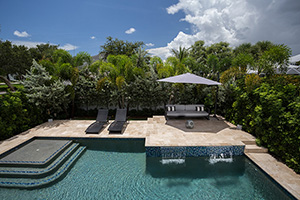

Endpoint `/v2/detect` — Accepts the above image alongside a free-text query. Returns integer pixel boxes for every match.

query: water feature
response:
[160,147,186,165]
[209,152,233,164]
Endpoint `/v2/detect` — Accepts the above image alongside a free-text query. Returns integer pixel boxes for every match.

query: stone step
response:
[147,117,154,124]
[0,143,80,178]
[152,116,166,124]
[242,140,257,145]
[0,146,86,188]
[244,145,268,153]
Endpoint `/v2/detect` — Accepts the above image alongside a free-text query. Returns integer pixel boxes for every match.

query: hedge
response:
[225,75,300,173]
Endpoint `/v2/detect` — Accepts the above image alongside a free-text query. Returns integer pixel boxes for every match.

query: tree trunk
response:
[71,99,75,119]
[0,75,15,91]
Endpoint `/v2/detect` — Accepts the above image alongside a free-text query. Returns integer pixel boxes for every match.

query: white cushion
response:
[167,106,176,111]
[196,106,204,111]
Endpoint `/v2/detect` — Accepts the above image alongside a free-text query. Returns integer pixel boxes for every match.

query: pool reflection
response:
[146,156,245,179]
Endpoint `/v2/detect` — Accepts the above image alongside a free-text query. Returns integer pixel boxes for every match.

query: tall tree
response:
[41,49,92,118]
[73,52,92,67]
[29,43,58,61]
[251,41,275,61]
[171,46,190,63]
[206,42,232,60]
[52,49,73,65]
[22,60,70,118]
[97,55,136,108]
[232,53,254,72]
[206,54,220,73]
[131,46,150,70]
[149,56,163,73]
[157,56,190,78]
[0,41,15,90]
[190,40,206,64]
[257,44,291,75]
[206,42,232,73]
[0,40,32,90]
[233,43,252,56]
[220,53,254,83]
[100,36,144,60]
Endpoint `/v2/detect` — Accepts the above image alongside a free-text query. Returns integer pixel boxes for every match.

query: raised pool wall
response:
[146,145,245,157]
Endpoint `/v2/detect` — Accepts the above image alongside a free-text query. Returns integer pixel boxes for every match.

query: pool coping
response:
[0,118,299,199]
[244,153,298,199]
[245,152,300,199]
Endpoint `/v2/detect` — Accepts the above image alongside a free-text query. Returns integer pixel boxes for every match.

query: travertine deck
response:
[0,115,299,198]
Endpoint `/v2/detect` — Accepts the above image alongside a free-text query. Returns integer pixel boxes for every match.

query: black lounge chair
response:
[108,109,127,133]
[85,109,109,134]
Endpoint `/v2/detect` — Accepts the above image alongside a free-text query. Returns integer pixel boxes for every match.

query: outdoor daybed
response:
[165,104,210,120]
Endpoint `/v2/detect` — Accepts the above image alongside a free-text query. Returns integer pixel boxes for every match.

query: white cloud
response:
[14,30,30,38]
[59,43,78,51]
[11,40,78,51]
[11,40,46,48]
[149,0,257,59]
[146,43,155,47]
[125,28,136,34]
[148,31,200,60]
[90,36,96,40]
[149,0,300,59]
[148,46,172,61]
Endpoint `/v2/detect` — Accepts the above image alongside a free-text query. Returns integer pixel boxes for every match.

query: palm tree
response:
[51,50,92,117]
[97,55,135,108]
[133,46,149,69]
[171,46,190,63]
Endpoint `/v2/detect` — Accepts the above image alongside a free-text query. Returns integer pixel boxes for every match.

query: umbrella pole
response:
[213,72,219,120]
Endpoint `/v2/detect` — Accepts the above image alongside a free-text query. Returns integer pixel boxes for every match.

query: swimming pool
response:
[0,139,295,199]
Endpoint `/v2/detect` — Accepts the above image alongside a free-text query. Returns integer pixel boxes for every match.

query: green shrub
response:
[225,75,300,173]
[0,91,43,140]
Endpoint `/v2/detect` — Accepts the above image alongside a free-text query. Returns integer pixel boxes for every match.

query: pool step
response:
[244,145,268,153]
[0,139,73,168]
[242,140,256,145]
[0,143,80,178]
[0,146,86,188]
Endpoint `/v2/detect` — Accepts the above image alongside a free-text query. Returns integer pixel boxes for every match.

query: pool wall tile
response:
[146,146,245,157]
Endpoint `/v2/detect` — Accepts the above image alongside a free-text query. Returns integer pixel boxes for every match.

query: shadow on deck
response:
[165,117,230,133]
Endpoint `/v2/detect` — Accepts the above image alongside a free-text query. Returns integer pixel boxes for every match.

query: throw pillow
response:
[167,106,176,111]
[196,106,204,111]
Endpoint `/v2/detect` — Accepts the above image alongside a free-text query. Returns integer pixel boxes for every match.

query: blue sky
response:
[1,0,300,59]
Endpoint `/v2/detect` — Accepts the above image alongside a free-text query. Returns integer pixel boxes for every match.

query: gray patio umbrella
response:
[157,73,221,85]
[157,72,221,118]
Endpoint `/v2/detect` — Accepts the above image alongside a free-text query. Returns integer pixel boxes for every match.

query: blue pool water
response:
[0,139,295,199]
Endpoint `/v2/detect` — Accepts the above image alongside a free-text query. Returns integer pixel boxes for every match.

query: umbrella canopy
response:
[157,73,221,85]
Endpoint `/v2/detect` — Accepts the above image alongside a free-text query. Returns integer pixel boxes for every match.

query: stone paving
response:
[0,115,299,199]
